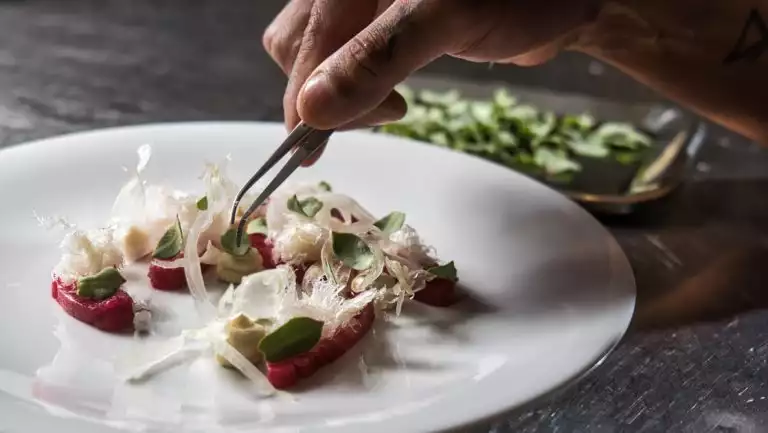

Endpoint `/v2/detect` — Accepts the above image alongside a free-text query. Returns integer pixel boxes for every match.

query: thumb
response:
[296,0,461,129]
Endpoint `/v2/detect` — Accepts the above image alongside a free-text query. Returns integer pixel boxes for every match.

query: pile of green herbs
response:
[376,86,653,181]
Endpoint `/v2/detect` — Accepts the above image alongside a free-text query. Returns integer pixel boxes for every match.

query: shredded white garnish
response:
[271,218,327,264]
[53,227,124,284]
[385,224,437,267]
[182,158,238,322]
[276,277,376,335]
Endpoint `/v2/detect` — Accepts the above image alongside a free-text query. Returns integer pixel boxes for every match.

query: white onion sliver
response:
[213,338,276,396]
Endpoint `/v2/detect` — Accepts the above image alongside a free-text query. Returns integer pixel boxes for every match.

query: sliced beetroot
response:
[148,259,187,291]
[414,278,459,307]
[249,233,277,269]
[51,276,134,333]
[265,303,375,389]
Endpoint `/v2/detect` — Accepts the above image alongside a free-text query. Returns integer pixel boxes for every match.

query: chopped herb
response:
[287,195,324,218]
[373,212,406,235]
[220,227,250,257]
[152,217,184,259]
[318,181,332,192]
[196,196,208,211]
[427,261,458,281]
[376,86,652,178]
[246,217,268,235]
[76,267,126,300]
[258,317,324,362]
[331,232,375,271]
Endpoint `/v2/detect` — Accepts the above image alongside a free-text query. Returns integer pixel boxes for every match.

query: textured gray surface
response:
[1,1,768,432]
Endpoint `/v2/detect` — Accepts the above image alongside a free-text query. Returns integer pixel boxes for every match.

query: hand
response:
[264,0,600,164]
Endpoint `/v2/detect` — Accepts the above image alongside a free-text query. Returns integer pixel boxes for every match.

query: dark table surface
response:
[2,1,768,432]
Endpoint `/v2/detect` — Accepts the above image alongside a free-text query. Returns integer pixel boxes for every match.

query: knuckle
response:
[262,25,278,53]
[343,30,390,78]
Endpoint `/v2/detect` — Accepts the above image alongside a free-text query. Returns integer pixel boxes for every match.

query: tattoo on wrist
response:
[723,9,768,64]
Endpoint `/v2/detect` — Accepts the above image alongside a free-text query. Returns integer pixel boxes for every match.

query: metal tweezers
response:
[229,122,334,245]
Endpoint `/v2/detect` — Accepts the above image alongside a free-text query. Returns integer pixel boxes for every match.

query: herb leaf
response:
[77,267,126,300]
[374,212,406,235]
[332,232,375,271]
[196,196,208,211]
[246,217,268,235]
[427,261,458,281]
[153,217,184,259]
[220,227,251,256]
[318,181,332,192]
[287,195,324,218]
[258,317,324,362]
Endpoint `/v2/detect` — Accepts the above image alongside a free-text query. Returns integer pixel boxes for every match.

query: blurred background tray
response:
[402,74,708,215]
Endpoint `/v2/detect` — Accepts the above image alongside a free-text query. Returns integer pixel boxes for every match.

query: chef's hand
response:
[263,0,599,164]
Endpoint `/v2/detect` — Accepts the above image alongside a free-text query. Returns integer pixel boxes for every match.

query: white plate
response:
[0,122,635,433]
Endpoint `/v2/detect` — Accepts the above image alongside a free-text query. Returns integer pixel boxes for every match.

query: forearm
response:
[571,1,768,143]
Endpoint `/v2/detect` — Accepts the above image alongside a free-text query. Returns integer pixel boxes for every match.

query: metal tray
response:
[403,74,707,215]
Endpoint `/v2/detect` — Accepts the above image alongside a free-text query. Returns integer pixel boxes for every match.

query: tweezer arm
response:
[228,122,314,225]
[233,126,334,246]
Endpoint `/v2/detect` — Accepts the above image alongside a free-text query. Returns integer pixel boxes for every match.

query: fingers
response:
[283,0,379,131]
[296,0,463,129]
[299,90,405,167]
[263,0,313,74]
[336,90,407,130]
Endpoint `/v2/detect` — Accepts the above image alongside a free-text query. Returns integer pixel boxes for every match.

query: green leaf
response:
[196,196,208,211]
[495,130,518,148]
[427,261,458,281]
[419,89,460,107]
[220,227,251,257]
[534,148,581,175]
[153,216,183,259]
[493,89,516,109]
[567,136,610,158]
[287,195,324,218]
[373,212,406,235]
[428,131,451,147]
[258,317,324,362]
[591,123,652,149]
[528,112,557,138]
[332,232,375,271]
[77,267,126,300]
[561,113,596,132]
[318,181,332,192]
[246,217,268,235]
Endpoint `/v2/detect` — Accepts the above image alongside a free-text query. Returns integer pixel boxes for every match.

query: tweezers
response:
[229,122,334,245]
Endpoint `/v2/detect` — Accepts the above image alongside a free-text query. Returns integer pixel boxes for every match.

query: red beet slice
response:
[249,233,277,269]
[148,257,186,291]
[51,276,134,332]
[414,278,459,307]
[266,303,375,389]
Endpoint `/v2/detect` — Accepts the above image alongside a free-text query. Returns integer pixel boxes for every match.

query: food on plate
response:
[50,227,135,332]
[216,227,265,284]
[377,85,652,179]
[47,145,460,393]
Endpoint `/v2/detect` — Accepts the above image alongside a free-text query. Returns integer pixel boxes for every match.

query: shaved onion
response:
[275,277,376,334]
[271,218,327,264]
[182,159,238,322]
[213,338,275,396]
[384,224,437,267]
[199,241,222,265]
[111,145,199,262]
[351,236,386,291]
